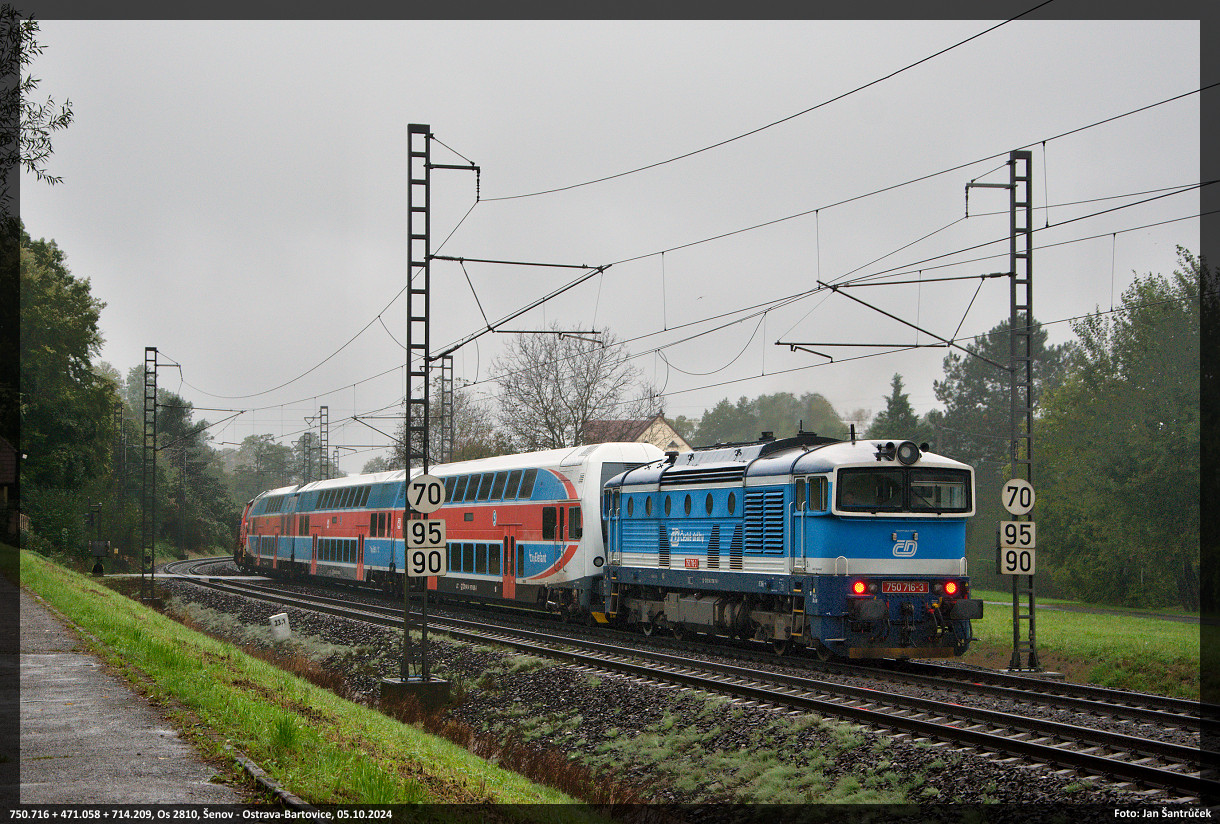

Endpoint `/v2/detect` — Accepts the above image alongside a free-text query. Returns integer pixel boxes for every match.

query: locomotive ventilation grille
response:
[744,490,785,555]
[730,523,743,570]
[658,524,671,568]
[708,524,720,569]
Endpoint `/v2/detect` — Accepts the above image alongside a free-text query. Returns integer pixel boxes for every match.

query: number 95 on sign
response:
[406,519,447,577]
[998,521,1035,575]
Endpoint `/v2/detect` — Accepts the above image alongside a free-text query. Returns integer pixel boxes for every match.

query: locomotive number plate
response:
[882,581,928,594]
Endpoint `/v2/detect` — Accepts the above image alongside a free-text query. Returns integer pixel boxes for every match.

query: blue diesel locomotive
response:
[601,432,984,658]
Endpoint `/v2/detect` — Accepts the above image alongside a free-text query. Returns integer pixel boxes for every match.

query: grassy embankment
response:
[963,588,1201,699]
[15,547,589,812]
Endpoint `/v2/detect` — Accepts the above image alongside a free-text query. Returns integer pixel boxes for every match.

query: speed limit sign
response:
[405,518,447,577]
[1001,479,1035,515]
[407,474,446,513]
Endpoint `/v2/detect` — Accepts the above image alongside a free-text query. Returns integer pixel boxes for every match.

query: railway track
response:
[164,559,1216,800]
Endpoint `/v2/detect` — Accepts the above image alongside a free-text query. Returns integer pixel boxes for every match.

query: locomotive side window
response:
[627,496,634,517]
[664,495,672,516]
[795,481,806,511]
[569,506,582,539]
[706,493,713,515]
[542,506,557,539]
[727,492,736,514]
[645,497,652,517]
[809,477,828,511]
[505,469,523,498]
[684,494,692,516]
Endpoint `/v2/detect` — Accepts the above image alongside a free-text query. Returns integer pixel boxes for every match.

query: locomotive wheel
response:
[640,621,656,637]
[811,641,834,662]
[772,638,792,656]
[671,624,686,641]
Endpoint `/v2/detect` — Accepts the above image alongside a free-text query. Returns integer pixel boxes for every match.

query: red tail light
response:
[944,580,959,596]
[852,580,867,595]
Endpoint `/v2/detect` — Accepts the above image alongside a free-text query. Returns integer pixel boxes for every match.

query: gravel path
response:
[156,574,1167,808]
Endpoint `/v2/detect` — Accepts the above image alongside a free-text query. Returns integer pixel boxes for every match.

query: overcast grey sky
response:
[19,16,1203,474]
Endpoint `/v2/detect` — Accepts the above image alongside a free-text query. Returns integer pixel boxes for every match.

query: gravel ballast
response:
[156,572,1169,808]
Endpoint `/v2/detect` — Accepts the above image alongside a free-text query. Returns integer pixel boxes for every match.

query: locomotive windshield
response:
[837,467,971,514]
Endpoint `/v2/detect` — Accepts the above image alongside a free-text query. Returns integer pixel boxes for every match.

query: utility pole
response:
[968,149,1040,672]
[141,347,157,599]
[438,355,454,464]
[319,406,330,480]
[383,124,477,710]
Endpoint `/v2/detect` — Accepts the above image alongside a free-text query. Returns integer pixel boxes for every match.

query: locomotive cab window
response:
[909,469,971,512]
[837,468,904,512]
[837,468,970,513]
[542,506,558,540]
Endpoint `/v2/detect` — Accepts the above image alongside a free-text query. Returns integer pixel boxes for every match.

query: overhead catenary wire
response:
[180,84,1209,409]
[480,3,1057,201]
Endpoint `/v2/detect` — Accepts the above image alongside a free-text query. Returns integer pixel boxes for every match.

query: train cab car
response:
[602,432,983,658]
[426,442,663,615]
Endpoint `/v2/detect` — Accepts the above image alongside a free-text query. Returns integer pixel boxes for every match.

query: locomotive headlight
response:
[944,580,959,596]
[896,441,921,465]
[851,580,867,596]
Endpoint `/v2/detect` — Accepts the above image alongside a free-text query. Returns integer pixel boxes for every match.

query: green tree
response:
[866,374,920,439]
[493,324,656,451]
[19,228,117,556]
[692,391,847,446]
[1038,249,1201,609]
[930,317,1073,588]
[20,230,113,489]
[2,11,74,214]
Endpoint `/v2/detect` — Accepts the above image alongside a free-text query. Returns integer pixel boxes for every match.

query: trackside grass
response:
[17,549,592,813]
[964,589,1200,699]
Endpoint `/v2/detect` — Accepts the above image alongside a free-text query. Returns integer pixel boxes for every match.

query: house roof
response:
[580,416,660,444]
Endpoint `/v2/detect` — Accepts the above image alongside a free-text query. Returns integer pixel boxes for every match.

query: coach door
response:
[356,535,365,581]
[310,534,318,575]
[501,527,518,601]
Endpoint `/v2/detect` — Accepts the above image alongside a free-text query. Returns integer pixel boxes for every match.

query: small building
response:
[580,413,692,453]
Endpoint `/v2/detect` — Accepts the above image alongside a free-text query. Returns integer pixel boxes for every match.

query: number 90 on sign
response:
[1000,547,1035,575]
[407,547,447,577]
